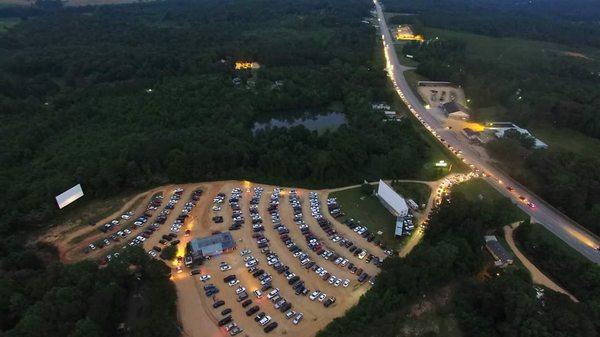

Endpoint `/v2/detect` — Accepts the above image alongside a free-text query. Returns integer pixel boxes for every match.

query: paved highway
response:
[373,0,600,264]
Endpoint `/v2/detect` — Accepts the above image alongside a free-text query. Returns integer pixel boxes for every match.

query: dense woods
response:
[0,0,433,238]
[0,244,178,337]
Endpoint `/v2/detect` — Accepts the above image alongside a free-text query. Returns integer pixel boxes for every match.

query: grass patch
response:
[330,186,400,248]
[391,181,431,206]
[403,69,428,104]
[423,27,600,64]
[415,121,468,179]
[55,191,148,245]
[399,311,463,337]
[473,105,507,122]
[395,42,419,67]
[0,17,20,32]
[530,124,600,160]
[452,178,528,221]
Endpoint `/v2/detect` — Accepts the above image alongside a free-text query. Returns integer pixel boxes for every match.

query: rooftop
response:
[484,236,513,265]
[189,232,236,256]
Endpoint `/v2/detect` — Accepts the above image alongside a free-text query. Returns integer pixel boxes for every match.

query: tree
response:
[160,245,177,261]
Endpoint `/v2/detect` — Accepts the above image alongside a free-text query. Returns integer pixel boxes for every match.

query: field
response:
[424,27,600,64]
[50,181,384,337]
[395,42,419,67]
[329,186,400,249]
[0,17,19,32]
[452,178,528,221]
[531,124,600,160]
[404,69,428,104]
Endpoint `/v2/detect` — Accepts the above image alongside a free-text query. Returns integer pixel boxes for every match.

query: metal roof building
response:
[187,232,236,259]
[484,235,513,267]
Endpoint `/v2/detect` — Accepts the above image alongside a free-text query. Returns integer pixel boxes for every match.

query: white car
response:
[220,264,231,271]
[267,289,279,299]
[318,293,326,302]
[334,279,341,287]
[309,291,320,301]
[259,315,271,326]
[293,313,303,325]
[235,286,246,295]
[328,276,336,284]
[200,275,212,282]
[228,279,240,286]
[240,249,251,256]
[253,290,263,298]
[285,310,296,319]
[342,279,350,288]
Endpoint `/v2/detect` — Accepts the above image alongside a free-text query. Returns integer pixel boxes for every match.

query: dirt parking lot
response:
[417,85,466,109]
[51,180,383,337]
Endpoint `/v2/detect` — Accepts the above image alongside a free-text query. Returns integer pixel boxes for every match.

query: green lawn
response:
[424,27,600,64]
[330,186,400,249]
[0,17,20,33]
[403,69,428,104]
[395,42,419,67]
[392,181,431,207]
[531,124,600,160]
[452,179,528,221]
[415,121,469,179]
[399,311,463,337]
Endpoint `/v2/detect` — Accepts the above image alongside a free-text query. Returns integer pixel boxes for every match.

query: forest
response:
[0,0,435,237]
[0,0,439,335]
[0,244,178,337]
[318,183,597,337]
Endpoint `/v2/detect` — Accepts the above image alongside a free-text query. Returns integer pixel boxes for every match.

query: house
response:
[484,236,513,267]
[441,101,470,120]
[485,122,548,149]
[186,232,236,262]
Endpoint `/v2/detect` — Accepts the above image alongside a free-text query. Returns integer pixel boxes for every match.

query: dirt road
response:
[504,223,578,302]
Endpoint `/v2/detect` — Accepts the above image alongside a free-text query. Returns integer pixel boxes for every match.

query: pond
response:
[252,111,347,134]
